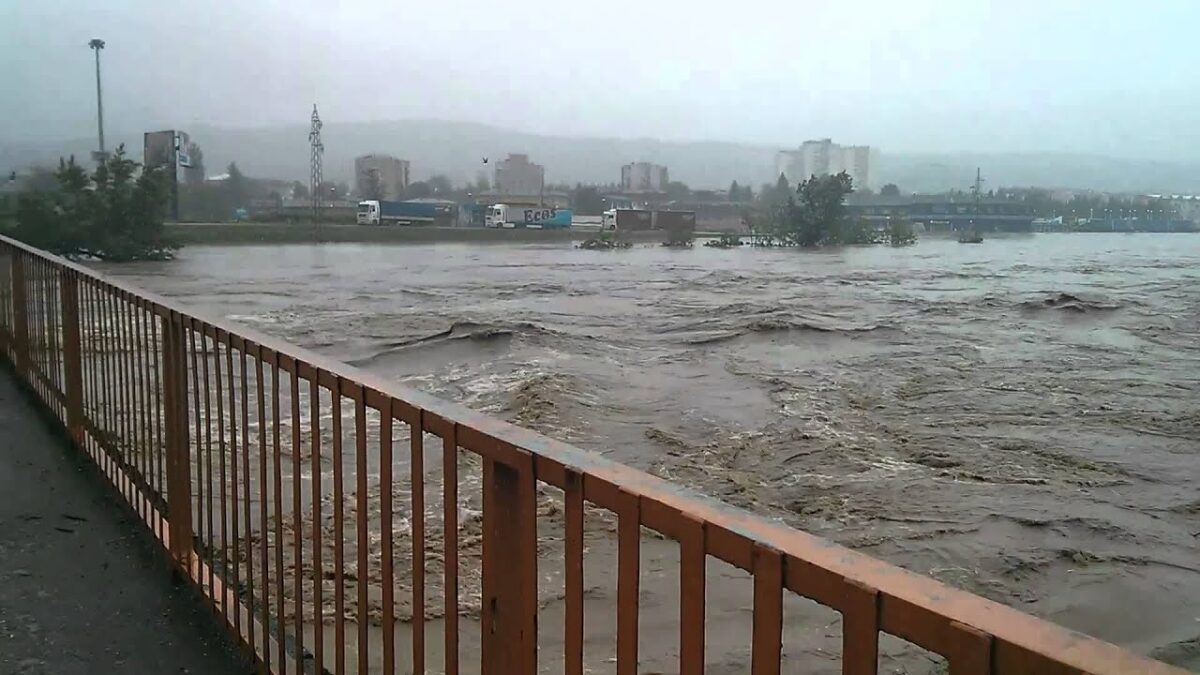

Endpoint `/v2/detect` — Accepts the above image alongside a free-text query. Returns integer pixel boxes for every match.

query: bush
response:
[889,219,918,246]
[14,146,176,261]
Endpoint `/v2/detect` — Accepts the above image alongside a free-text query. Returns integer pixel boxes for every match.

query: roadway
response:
[0,368,252,674]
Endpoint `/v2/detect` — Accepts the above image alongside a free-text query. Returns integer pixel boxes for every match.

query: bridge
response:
[0,234,1185,674]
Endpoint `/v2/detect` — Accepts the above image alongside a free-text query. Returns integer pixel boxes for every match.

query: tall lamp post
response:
[88,39,107,163]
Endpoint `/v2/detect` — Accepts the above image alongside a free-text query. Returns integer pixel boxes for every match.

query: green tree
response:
[570,184,605,215]
[291,181,309,200]
[406,181,432,199]
[14,146,175,260]
[665,181,691,201]
[226,162,249,208]
[184,142,205,186]
[880,183,900,197]
[729,180,741,202]
[777,171,855,247]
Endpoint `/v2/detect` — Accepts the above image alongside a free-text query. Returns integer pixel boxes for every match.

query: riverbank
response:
[167,222,696,245]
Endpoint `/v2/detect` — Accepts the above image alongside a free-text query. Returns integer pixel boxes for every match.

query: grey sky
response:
[3,0,1198,160]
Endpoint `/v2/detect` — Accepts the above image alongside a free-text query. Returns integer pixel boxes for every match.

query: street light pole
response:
[88,38,106,161]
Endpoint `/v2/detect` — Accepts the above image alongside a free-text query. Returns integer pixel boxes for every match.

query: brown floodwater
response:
[97,233,1200,671]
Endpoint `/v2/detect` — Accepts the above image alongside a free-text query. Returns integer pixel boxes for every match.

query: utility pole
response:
[88,38,107,163]
[308,104,324,221]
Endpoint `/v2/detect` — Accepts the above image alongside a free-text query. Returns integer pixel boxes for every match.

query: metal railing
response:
[0,234,1183,675]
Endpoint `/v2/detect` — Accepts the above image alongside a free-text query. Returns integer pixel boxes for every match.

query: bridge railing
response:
[0,234,1183,675]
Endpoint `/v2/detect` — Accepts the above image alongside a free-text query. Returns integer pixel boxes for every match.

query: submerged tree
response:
[775,171,855,247]
[14,145,176,261]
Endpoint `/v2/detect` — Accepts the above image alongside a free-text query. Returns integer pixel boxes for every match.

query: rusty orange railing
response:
[0,234,1184,674]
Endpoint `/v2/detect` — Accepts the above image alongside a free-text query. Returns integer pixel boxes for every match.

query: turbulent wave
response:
[684,314,888,345]
[1020,292,1120,313]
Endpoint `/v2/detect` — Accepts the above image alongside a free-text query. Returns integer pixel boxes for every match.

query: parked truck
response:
[484,204,573,229]
[601,208,695,234]
[601,208,653,231]
[357,200,456,226]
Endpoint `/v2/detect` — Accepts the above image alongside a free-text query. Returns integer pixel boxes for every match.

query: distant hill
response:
[3,119,1199,195]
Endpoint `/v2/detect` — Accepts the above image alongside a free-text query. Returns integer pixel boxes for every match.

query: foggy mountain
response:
[4,119,1199,195]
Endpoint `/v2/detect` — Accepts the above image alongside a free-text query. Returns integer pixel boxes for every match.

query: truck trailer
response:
[484,204,573,229]
[357,200,456,226]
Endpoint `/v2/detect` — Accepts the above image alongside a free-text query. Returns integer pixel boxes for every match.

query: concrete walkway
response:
[0,369,252,674]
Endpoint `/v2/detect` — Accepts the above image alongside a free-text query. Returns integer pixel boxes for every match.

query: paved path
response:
[0,369,252,674]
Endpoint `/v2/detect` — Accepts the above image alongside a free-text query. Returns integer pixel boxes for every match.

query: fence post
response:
[480,452,538,674]
[60,271,85,445]
[161,312,194,569]
[11,253,29,378]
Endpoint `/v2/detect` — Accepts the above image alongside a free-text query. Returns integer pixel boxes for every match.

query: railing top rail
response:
[0,233,1182,674]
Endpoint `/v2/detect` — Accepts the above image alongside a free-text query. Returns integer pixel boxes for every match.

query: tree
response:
[428,174,453,196]
[361,169,384,200]
[665,181,691,201]
[880,183,900,197]
[739,184,754,202]
[226,162,249,207]
[406,181,432,199]
[570,184,605,215]
[14,146,175,260]
[184,142,206,186]
[776,171,855,247]
[291,181,309,200]
[729,180,741,202]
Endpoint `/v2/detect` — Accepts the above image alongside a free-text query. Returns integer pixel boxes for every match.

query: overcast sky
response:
[3,0,1198,160]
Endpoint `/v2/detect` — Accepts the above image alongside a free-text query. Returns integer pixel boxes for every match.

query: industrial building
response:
[354,154,410,200]
[776,139,872,190]
[620,162,669,194]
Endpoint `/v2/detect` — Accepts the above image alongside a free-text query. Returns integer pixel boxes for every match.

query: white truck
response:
[484,204,572,229]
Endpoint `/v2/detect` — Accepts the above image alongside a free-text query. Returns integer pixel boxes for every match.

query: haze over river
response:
[100,233,1200,670]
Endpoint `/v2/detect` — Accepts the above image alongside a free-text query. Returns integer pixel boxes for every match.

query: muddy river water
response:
[99,233,1200,671]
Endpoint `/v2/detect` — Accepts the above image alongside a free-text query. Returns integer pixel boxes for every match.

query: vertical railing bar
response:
[241,346,256,656]
[214,336,229,628]
[118,290,132,476]
[679,515,706,675]
[411,410,425,675]
[290,366,305,666]
[163,313,194,570]
[271,355,287,674]
[332,383,346,675]
[102,285,117,482]
[152,308,165,523]
[124,293,142,521]
[841,580,880,675]
[480,450,537,674]
[354,389,369,675]
[309,374,324,673]
[60,271,84,449]
[442,423,459,675]
[750,546,783,675]
[225,337,241,638]
[256,349,272,673]
[564,469,584,675]
[616,488,640,675]
[47,262,62,408]
[137,301,152,515]
[200,325,216,601]
[188,323,206,592]
[380,403,395,675]
[129,298,144,512]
